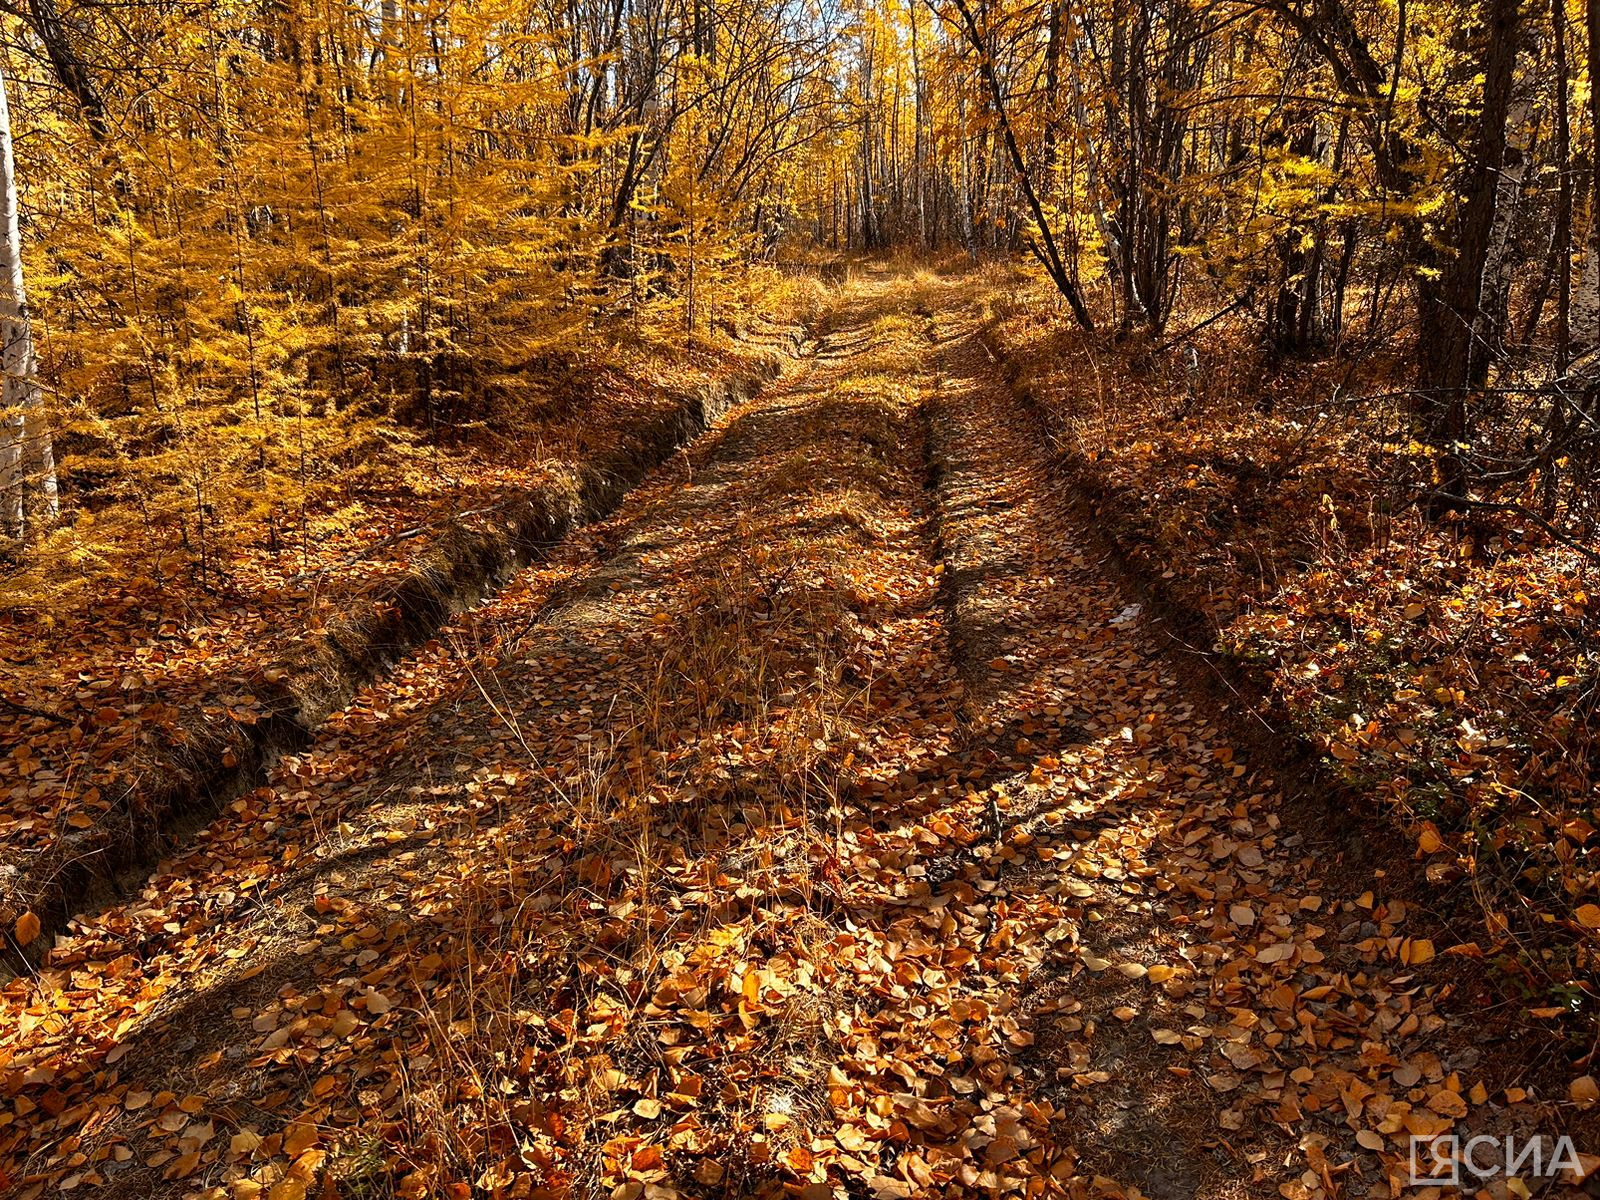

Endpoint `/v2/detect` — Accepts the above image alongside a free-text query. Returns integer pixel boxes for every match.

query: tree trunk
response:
[0,69,59,538]
[933,0,1094,329]
[25,0,109,141]
[910,1,927,248]
[1414,0,1523,497]
[1066,9,1136,317]
[1271,126,1323,354]
[1575,0,1600,353]
[1552,0,1572,371]
[1481,85,1535,363]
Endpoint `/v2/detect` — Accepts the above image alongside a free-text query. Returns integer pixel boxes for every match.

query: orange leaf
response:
[13,911,40,946]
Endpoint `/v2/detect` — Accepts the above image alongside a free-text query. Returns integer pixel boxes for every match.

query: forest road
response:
[0,267,1571,1200]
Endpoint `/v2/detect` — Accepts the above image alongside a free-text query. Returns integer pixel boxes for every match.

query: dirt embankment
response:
[1,329,801,972]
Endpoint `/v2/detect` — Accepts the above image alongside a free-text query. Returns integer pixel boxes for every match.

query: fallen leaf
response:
[13,911,39,946]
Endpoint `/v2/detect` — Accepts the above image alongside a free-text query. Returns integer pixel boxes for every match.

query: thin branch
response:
[1416,493,1600,565]
[1,693,70,725]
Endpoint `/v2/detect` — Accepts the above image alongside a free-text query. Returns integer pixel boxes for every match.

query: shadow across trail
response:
[919,293,1576,1200]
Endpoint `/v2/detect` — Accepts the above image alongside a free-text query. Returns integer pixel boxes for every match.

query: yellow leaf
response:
[13,911,40,946]
[1576,904,1600,930]
[164,1150,203,1179]
[289,1149,325,1182]
[1428,1088,1467,1117]
[282,1121,319,1157]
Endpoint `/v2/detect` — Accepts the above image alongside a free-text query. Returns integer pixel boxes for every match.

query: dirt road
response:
[0,269,1563,1200]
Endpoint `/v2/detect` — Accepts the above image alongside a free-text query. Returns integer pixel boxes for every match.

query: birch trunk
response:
[0,67,56,538]
[1575,248,1600,356]
[373,0,401,107]
[1416,0,1522,395]
[1581,0,1600,355]
[1483,87,1534,359]
[1066,9,1149,325]
[1414,0,1523,500]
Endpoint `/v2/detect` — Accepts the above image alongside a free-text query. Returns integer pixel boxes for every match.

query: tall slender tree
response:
[0,62,55,538]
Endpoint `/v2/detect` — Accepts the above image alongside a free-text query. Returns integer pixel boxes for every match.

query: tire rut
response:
[3,274,1017,1200]
[922,287,1577,1200]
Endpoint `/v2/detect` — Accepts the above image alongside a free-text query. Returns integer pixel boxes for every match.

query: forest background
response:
[1,0,1599,1025]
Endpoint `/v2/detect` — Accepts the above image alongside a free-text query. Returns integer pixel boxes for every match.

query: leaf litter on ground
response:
[1,270,1595,1200]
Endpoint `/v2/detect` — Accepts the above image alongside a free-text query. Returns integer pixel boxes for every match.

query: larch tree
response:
[1,0,1600,599]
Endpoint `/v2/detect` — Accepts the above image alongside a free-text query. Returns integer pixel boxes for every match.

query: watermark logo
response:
[1407,1134,1583,1187]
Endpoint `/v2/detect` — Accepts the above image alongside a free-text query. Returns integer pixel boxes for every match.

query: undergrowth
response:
[979,266,1600,1023]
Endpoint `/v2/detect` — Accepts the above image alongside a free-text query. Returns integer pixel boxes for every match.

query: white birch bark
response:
[1066,15,1149,323]
[0,67,56,538]
[1575,237,1600,356]
[1484,89,1533,354]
